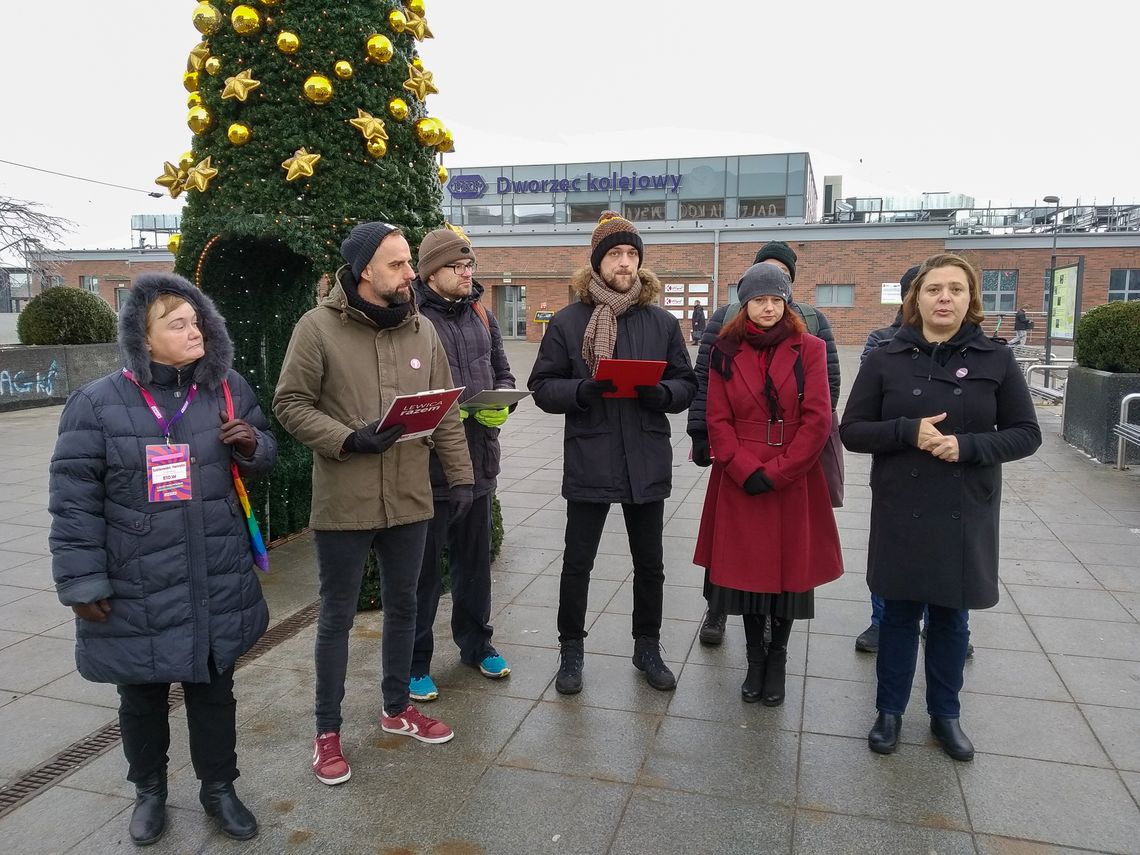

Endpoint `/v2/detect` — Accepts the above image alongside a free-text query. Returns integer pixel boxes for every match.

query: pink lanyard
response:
[122,369,198,441]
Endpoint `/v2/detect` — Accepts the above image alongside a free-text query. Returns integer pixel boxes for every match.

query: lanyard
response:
[122,369,198,441]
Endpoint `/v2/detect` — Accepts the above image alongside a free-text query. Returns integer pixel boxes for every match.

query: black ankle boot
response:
[555,640,584,695]
[741,644,767,702]
[128,771,167,846]
[699,610,727,646]
[761,646,787,706]
[868,712,902,754]
[200,781,258,840]
[632,637,676,691]
[930,717,975,761]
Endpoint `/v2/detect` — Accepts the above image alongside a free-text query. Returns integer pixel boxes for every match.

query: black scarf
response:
[743,319,795,422]
[342,274,412,329]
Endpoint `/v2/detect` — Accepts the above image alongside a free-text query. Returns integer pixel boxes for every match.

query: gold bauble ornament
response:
[231,5,262,35]
[414,117,444,146]
[187,105,214,134]
[388,97,409,121]
[437,164,448,184]
[407,0,426,15]
[187,42,211,72]
[404,10,432,40]
[227,123,252,145]
[334,60,353,79]
[276,31,300,54]
[303,74,333,104]
[402,64,438,100]
[155,162,186,199]
[367,137,388,158]
[183,70,200,93]
[365,34,393,64]
[388,9,407,32]
[192,2,223,36]
[282,148,321,181]
[259,0,281,5]
[187,92,203,108]
[184,156,219,193]
[168,234,182,254]
[222,69,262,102]
[204,56,221,75]
[178,151,196,171]
[436,128,454,153]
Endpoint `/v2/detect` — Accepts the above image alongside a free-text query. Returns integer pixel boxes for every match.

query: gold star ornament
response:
[349,108,388,142]
[184,157,219,193]
[402,64,438,100]
[222,69,261,102]
[155,162,187,199]
[187,42,211,72]
[282,148,321,181]
[403,10,433,40]
[444,222,470,242]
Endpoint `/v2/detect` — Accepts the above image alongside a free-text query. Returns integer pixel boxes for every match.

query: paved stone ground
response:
[0,342,1137,854]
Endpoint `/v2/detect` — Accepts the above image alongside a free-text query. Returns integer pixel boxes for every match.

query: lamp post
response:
[1042,195,1061,366]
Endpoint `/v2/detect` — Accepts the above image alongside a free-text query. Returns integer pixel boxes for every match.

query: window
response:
[678,199,724,219]
[981,269,1018,312]
[116,287,131,310]
[816,284,854,307]
[738,197,786,218]
[570,203,610,223]
[1109,269,1140,301]
[513,204,555,225]
[44,275,64,288]
[623,202,666,221]
[79,275,100,294]
[463,206,502,225]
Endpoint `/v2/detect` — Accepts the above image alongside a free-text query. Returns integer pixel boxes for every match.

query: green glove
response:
[474,407,509,428]
[459,408,470,421]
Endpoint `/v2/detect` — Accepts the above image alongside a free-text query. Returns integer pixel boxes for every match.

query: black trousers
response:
[413,493,495,673]
[117,660,237,784]
[558,500,665,643]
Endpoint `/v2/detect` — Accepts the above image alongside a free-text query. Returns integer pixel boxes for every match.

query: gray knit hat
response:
[737,263,792,305]
[341,221,399,280]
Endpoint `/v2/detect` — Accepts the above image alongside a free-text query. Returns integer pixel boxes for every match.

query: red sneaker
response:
[312,731,351,785]
[380,705,455,744]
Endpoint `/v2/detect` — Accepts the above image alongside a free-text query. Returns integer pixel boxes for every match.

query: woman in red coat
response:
[694,263,843,705]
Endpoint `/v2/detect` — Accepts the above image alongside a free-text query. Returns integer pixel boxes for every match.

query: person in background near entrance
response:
[274,222,474,787]
[529,211,697,695]
[686,240,841,646]
[690,301,706,344]
[695,264,843,705]
[49,272,277,844]
[1010,306,1030,346]
[409,228,515,702]
[841,252,1041,761]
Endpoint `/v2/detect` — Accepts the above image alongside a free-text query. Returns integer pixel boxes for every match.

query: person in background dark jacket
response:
[841,252,1041,762]
[686,240,841,646]
[690,301,706,343]
[529,211,697,695]
[410,228,516,702]
[1011,307,1030,345]
[49,272,276,845]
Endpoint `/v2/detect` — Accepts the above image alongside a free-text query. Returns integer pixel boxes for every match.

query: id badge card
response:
[146,444,192,502]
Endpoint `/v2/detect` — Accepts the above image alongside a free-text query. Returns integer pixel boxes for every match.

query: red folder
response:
[593,359,667,398]
[376,387,465,441]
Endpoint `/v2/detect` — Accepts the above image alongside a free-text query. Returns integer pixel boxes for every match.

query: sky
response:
[1,0,1136,262]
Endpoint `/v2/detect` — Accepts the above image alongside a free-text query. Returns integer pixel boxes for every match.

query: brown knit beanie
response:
[590,210,644,272]
[417,228,476,280]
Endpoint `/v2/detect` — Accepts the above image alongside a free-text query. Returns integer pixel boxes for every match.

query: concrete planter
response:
[0,343,120,412]
[1061,365,1140,464]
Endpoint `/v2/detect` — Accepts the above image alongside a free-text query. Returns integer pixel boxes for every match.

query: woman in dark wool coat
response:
[841,253,1040,762]
[48,272,276,844]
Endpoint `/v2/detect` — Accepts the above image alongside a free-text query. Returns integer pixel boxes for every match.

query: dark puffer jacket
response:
[687,300,841,439]
[49,272,275,685]
[413,277,515,500]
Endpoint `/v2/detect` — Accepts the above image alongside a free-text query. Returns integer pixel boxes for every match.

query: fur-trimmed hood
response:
[570,267,662,306]
[118,272,234,390]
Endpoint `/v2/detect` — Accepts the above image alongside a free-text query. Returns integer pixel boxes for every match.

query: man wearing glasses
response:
[408,227,517,702]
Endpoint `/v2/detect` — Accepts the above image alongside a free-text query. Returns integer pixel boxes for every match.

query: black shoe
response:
[761,647,787,706]
[854,624,879,653]
[632,637,676,691]
[128,772,167,846]
[868,712,902,754]
[966,642,975,659]
[930,717,975,761]
[200,782,258,841]
[555,640,584,695]
[699,610,727,646]
[741,644,767,703]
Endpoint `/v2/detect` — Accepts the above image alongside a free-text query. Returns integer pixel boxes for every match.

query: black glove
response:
[576,378,616,408]
[635,384,671,411]
[343,422,405,454]
[72,599,112,623]
[448,484,473,521]
[743,469,774,495]
[690,432,713,467]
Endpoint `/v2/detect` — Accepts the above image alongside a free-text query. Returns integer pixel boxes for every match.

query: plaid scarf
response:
[581,270,642,375]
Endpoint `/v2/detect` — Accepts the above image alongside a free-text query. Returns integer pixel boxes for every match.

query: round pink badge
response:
[956,367,968,378]
[410,358,422,369]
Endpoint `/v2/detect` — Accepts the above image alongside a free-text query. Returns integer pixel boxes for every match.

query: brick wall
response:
[49,258,175,309]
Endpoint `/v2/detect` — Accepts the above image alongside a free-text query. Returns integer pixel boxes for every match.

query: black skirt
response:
[704,578,815,620]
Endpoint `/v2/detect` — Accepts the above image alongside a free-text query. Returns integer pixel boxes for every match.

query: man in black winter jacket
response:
[685,240,842,645]
[410,228,516,700]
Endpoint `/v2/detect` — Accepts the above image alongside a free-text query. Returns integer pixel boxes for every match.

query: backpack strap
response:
[724,301,741,324]
[795,302,820,336]
[472,300,491,333]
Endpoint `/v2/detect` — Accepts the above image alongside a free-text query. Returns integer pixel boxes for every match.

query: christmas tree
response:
[159,0,452,541]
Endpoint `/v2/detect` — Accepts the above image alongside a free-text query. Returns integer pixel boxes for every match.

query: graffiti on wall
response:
[0,359,60,398]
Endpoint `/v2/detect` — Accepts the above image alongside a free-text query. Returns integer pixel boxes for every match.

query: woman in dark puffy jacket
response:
[48,272,276,845]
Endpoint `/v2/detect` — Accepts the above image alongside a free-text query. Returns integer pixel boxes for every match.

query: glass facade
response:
[442,152,816,227]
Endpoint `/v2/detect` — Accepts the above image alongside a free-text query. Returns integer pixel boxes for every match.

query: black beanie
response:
[899,265,921,299]
[753,241,797,283]
[341,221,399,281]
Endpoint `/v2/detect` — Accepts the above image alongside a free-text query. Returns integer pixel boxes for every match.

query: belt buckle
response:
[766,419,785,446]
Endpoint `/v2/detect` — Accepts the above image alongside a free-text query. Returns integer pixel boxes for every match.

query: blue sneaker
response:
[409,673,438,701]
[478,653,511,679]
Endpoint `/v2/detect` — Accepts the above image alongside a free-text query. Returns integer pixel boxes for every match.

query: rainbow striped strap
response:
[222,379,269,572]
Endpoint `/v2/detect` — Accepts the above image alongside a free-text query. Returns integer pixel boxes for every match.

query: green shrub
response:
[1074,301,1140,373]
[17,287,117,345]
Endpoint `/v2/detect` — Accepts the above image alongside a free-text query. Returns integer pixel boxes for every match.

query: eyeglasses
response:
[445,261,476,275]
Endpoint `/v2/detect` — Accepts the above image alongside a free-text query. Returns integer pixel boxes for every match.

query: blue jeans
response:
[872,594,943,630]
[876,599,970,719]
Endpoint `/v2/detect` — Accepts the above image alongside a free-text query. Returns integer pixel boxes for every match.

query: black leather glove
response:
[448,484,473,521]
[743,469,774,495]
[343,422,405,454]
[635,384,671,411]
[690,432,713,467]
[576,378,617,408]
[72,599,111,623]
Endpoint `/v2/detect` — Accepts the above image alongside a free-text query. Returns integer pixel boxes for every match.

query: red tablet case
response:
[376,387,465,441]
[593,359,667,398]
